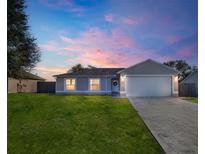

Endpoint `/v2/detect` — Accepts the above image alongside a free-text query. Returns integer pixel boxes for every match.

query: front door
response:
[112,79,119,93]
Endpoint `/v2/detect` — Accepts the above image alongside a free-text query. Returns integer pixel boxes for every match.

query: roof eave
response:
[54,74,117,78]
[117,59,179,75]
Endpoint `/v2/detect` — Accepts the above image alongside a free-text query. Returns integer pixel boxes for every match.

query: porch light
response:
[121,75,126,81]
[174,76,178,82]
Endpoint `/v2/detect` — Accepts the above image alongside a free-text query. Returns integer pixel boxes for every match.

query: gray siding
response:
[56,76,112,94]
[56,77,64,91]
[77,78,88,91]
[100,77,112,91]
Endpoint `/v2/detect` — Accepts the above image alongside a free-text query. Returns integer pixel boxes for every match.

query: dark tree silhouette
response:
[163,60,197,81]
[68,64,97,72]
[8,0,40,78]
[70,64,84,72]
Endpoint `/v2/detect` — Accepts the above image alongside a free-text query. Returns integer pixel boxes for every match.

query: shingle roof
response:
[53,68,124,77]
[22,71,45,80]
[9,71,45,80]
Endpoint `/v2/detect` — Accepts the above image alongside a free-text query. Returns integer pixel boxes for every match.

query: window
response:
[65,78,76,90]
[90,79,100,91]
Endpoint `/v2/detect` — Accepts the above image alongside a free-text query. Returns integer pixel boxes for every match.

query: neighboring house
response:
[8,71,45,93]
[179,70,198,96]
[54,59,179,97]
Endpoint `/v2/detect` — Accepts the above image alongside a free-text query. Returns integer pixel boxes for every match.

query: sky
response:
[26,0,198,81]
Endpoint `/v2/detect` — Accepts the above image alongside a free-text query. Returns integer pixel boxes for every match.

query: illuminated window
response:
[65,78,76,90]
[90,79,100,91]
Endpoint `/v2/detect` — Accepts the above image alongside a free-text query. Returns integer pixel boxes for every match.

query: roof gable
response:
[119,59,179,75]
[181,71,198,84]
[9,71,45,80]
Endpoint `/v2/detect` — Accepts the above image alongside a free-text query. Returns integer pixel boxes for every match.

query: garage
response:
[119,59,179,97]
[125,76,172,97]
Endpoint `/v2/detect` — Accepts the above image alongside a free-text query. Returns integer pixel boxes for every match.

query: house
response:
[54,59,179,97]
[8,71,45,93]
[179,70,198,96]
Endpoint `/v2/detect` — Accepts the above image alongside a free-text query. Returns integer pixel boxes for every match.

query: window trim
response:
[89,78,101,91]
[64,78,76,91]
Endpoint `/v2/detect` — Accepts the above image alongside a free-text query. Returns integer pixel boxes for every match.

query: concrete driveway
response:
[128,97,198,154]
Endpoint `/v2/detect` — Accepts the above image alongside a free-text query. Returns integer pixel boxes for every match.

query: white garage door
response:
[126,76,172,97]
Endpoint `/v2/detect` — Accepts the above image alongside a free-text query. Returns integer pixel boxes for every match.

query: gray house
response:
[54,59,179,97]
[179,70,198,96]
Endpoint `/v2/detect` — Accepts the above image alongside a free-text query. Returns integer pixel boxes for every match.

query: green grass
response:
[8,94,164,154]
[181,97,198,103]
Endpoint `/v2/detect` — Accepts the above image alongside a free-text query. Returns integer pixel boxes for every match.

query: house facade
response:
[54,59,179,97]
[54,68,123,95]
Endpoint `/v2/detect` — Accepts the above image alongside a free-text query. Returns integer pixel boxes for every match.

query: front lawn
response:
[181,97,198,103]
[8,94,164,154]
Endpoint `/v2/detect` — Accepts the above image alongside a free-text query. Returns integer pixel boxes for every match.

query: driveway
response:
[128,97,198,154]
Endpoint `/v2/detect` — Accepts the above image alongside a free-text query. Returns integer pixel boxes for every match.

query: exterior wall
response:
[77,78,88,91]
[8,78,18,93]
[56,77,112,95]
[100,77,112,91]
[120,75,126,93]
[56,77,64,91]
[8,78,40,93]
[172,75,179,96]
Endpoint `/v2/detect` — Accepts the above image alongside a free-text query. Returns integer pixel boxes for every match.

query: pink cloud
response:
[177,45,195,58]
[65,48,147,68]
[39,41,68,55]
[60,35,75,44]
[39,41,59,51]
[61,27,136,51]
[104,14,148,26]
[121,17,138,25]
[166,35,181,44]
[105,14,113,23]
[41,27,159,69]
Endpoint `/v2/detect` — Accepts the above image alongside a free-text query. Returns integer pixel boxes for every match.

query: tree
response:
[8,0,40,78]
[163,60,194,81]
[68,64,97,72]
[70,64,84,72]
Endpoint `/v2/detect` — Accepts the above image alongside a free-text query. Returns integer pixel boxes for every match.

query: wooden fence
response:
[37,82,56,93]
[179,83,198,97]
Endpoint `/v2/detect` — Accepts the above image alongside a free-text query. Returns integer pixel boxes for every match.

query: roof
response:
[54,68,124,77]
[9,71,45,80]
[180,70,198,84]
[23,72,45,80]
[118,59,179,75]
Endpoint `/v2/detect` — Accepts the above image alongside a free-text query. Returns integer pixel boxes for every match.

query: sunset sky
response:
[26,0,198,80]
